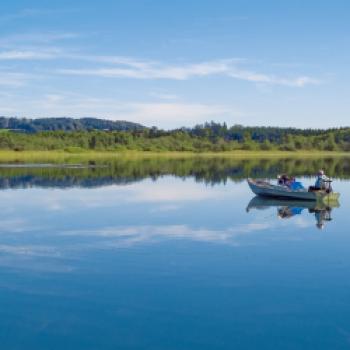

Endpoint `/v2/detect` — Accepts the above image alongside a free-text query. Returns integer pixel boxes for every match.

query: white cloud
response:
[149,91,179,100]
[0,178,232,212]
[0,244,61,257]
[0,49,61,60]
[0,32,79,48]
[57,57,319,87]
[44,94,65,103]
[0,92,235,127]
[125,181,230,202]
[123,102,232,126]
[0,30,319,88]
[61,223,272,248]
[229,68,320,87]
[0,72,29,87]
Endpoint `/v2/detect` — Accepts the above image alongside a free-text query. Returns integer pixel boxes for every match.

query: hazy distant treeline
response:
[0,120,349,151]
[0,117,144,132]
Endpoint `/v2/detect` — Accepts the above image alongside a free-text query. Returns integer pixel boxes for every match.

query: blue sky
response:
[0,0,349,129]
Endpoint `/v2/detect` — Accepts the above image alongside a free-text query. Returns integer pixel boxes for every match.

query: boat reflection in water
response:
[246,196,340,230]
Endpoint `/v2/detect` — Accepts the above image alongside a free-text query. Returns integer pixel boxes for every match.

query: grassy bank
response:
[0,149,348,163]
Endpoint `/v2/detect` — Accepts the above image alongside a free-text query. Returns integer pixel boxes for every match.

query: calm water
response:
[0,157,350,349]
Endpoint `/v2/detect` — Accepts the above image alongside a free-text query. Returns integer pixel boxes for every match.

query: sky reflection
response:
[0,168,350,349]
[0,176,347,272]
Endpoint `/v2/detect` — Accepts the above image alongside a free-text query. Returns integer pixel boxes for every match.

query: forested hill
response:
[0,119,349,152]
[0,117,145,132]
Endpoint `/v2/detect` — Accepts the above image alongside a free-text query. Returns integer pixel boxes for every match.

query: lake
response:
[0,156,350,349]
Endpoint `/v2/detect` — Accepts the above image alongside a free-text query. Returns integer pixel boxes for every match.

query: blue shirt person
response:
[315,170,330,190]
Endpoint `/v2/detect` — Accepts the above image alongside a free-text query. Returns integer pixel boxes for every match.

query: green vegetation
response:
[0,120,349,153]
[0,150,349,165]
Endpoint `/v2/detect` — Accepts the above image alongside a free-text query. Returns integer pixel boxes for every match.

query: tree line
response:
[0,117,144,132]
[0,121,349,152]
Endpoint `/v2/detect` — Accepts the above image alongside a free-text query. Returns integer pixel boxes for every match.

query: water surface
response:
[0,156,350,349]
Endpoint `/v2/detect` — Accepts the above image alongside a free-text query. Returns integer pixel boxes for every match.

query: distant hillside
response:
[0,117,145,132]
[0,118,349,152]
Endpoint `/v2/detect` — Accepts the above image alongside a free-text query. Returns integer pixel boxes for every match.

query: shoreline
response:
[0,150,348,162]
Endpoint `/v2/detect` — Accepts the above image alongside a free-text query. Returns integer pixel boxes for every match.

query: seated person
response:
[278,174,288,185]
[309,170,331,192]
[277,174,295,187]
[314,169,330,190]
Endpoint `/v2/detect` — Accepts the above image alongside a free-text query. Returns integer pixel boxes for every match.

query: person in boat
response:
[278,174,288,186]
[277,174,296,188]
[314,169,331,191]
[277,174,288,185]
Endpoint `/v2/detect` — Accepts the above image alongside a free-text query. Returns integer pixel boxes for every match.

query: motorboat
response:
[247,178,340,202]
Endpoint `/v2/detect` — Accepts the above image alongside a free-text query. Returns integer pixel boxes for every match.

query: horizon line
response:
[0,115,349,131]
